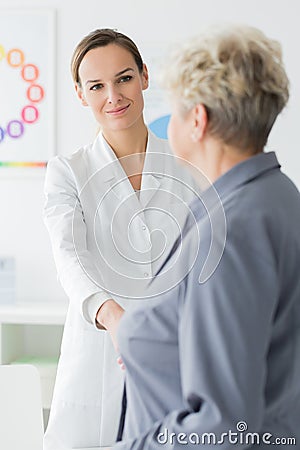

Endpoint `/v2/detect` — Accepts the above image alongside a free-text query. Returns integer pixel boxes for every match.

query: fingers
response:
[117,356,126,371]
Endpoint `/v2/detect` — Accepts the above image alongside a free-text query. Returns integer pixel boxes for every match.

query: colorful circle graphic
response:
[0,45,44,144]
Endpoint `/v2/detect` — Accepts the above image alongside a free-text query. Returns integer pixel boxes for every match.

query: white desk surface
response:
[0,301,68,325]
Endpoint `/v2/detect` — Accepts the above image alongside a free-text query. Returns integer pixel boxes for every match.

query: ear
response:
[191,104,208,142]
[141,63,149,90]
[75,83,88,107]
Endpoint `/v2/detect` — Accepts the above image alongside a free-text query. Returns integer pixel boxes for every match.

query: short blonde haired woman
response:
[114,25,300,449]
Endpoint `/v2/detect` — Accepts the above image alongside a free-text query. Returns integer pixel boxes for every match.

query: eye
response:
[90,83,104,91]
[118,75,133,83]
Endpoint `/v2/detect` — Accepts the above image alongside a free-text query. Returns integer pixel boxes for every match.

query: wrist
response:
[96,299,123,330]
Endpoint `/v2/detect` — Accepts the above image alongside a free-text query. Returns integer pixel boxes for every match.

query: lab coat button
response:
[144,272,149,277]
[142,225,146,230]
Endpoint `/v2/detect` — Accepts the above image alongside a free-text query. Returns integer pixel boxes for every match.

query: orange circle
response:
[21,64,39,82]
[7,48,25,67]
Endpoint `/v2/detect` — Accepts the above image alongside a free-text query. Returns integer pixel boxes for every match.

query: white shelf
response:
[0,301,68,417]
[0,302,68,325]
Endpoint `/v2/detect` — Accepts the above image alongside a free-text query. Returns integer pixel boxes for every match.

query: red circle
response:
[21,64,39,82]
[26,84,44,103]
[21,105,39,124]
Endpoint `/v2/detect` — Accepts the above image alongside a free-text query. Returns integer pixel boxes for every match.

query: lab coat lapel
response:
[90,131,165,208]
[139,131,164,207]
[90,133,139,205]
[140,172,161,207]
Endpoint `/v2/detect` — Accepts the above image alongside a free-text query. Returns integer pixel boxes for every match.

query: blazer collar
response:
[189,151,281,223]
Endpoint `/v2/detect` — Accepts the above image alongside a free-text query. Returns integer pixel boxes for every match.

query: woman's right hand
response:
[96,299,125,352]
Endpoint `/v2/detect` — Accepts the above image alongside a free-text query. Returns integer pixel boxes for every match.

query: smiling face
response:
[76,44,148,134]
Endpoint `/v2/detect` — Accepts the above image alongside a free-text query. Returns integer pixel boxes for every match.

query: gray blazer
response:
[116,152,300,449]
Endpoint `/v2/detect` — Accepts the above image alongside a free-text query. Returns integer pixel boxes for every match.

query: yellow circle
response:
[0,45,5,61]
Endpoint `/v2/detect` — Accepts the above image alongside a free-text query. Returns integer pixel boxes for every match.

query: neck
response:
[186,136,259,184]
[102,119,148,159]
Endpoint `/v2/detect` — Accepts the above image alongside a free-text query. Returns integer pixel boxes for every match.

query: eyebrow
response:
[85,67,134,85]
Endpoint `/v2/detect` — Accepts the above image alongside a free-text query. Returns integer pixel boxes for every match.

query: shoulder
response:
[47,142,93,171]
[45,142,93,192]
[46,141,95,175]
[217,167,300,269]
[226,167,300,232]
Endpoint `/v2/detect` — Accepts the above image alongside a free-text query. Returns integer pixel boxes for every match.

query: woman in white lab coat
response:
[43,29,197,450]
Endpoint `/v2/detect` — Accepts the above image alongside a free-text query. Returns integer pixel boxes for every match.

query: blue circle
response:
[0,127,5,143]
[149,115,170,139]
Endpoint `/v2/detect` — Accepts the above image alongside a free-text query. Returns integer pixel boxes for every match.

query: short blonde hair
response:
[162,25,289,151]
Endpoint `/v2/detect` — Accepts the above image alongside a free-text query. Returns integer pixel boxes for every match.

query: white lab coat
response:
[43,130,197,449]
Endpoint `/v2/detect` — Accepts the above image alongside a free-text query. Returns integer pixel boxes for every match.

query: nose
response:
[107,84,123,104]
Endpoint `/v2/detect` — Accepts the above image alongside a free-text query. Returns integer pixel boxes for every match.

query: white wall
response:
[0,0,299,304]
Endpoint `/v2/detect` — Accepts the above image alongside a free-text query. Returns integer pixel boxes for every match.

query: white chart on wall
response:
[0,9,55,167]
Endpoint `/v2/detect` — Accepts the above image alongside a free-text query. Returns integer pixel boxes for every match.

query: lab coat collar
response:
[90,130,164,205]
[91,133,123,182]
[139,130,164,207]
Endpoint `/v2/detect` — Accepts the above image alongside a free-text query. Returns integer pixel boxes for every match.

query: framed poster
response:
[0,9,55,167]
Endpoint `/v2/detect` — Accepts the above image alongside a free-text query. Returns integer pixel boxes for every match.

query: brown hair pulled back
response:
[71,28,144,86]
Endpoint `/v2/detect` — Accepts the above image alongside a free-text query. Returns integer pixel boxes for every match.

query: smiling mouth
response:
[106,104,130,115]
